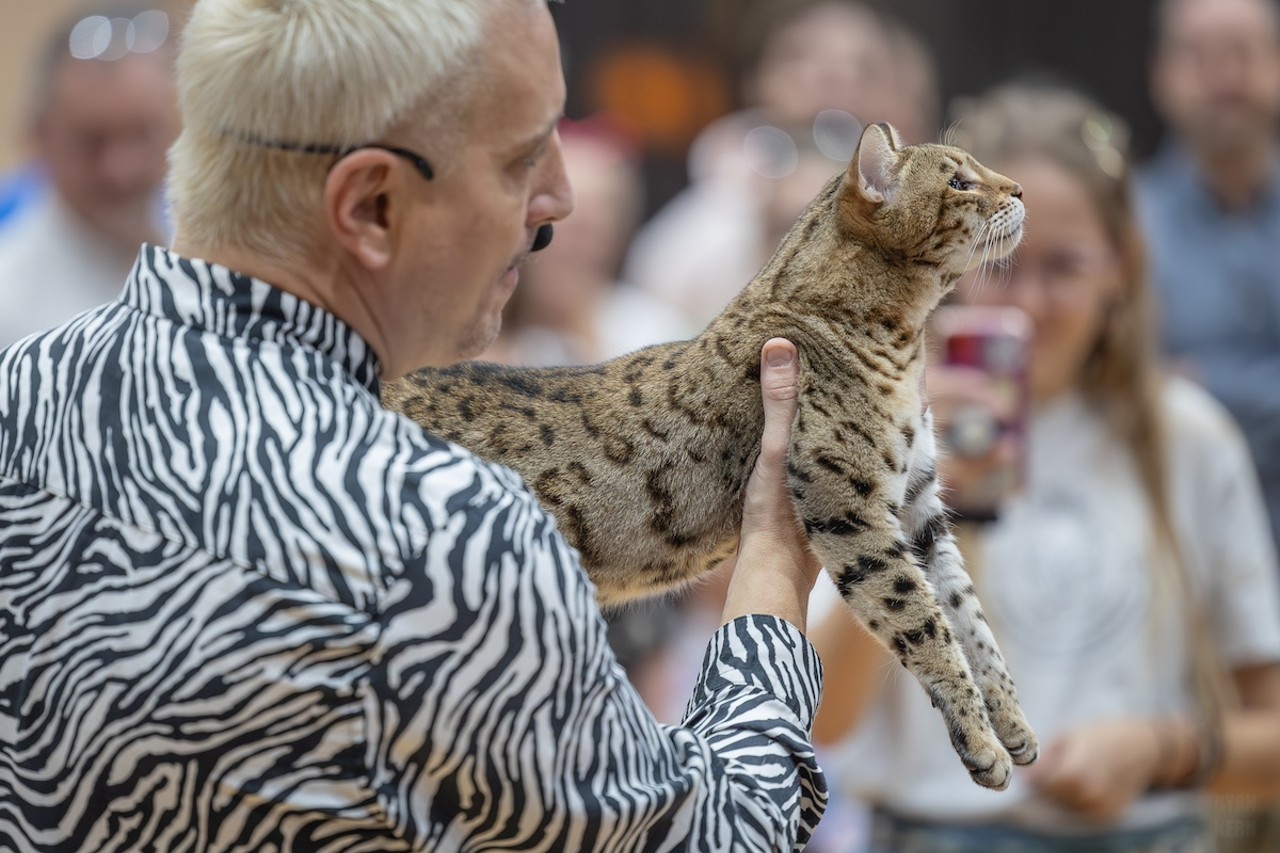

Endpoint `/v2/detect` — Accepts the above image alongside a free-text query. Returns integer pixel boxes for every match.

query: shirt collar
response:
[120,244,382,393]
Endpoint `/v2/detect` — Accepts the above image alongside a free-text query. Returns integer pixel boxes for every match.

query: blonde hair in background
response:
[168,0,516,265]
[947,82,1232,723]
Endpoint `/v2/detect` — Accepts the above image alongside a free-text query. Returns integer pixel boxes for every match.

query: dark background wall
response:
[888,0,1163,157]
[550,0,1168,217]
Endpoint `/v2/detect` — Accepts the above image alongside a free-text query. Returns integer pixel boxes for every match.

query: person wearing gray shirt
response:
[1136,0,1280,553]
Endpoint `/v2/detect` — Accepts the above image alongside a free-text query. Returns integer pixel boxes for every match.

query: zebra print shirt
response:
[0,246,828,852]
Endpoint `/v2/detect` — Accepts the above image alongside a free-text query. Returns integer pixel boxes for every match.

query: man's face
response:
[1152,0,1280,156]
[36,55,177,245]
[387,2,574,371]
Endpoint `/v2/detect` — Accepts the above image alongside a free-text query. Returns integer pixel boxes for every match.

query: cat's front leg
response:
[900,409,1038,766]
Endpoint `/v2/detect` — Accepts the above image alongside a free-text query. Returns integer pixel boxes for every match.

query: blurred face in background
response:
[514,132,640,328]
[958,156,1122,404]
[35,54,177,247]
[1152,0,1280,157]
[746,2,937,147]
[749,2,892,129]
[759,140,844,251]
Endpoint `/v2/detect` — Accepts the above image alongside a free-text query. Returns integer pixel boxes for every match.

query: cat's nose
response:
[1010,184,1023,199]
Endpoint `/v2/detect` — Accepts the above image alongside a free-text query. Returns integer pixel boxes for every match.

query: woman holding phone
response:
[809,82,1280,852]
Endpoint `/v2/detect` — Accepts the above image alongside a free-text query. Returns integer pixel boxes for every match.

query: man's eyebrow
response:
[511,113,563,155]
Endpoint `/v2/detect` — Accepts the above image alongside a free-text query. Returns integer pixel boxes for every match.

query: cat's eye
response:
[948,177,974,192]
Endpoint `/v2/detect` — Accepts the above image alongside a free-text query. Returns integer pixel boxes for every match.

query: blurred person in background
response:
[810,82,1280,852]
[1136,0,1280,568]
[0,167,44,230]
[0,2,177,349]
[623,0,939,330]
[484,116,694,367]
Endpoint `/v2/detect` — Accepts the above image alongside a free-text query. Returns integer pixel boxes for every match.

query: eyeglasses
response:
[742,109,864,180]
[233,137,435,181]
[68,10,170,61]
[980,248,1116,300]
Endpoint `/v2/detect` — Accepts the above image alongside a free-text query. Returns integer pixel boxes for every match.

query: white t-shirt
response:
[815,377,1280,832]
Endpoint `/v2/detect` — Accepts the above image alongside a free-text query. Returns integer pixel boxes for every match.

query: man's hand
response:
[720,338,824,632]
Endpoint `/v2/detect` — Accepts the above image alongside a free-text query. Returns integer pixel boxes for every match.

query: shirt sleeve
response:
[365,459,828,852]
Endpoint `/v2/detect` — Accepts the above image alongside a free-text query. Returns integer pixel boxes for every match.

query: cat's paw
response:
[982,686,1039,767]
[930,679,1014,790]
[1006,738,1038,766]
[997,719,1039,767]
[957,727,1012,791]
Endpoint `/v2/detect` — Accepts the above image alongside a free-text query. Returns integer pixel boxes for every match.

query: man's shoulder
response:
[372,406,542,545]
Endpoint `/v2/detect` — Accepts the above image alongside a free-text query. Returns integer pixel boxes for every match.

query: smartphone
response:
[929,305,1032,522]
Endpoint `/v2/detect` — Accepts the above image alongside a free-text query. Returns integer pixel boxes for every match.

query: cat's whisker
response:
[991,256,1014,297]
[962,225,988,298]
[977,250,994,299]
[982,234,1006,295]
[959,220,988,280]
[970,224,1002,301]
[938,117,967,149]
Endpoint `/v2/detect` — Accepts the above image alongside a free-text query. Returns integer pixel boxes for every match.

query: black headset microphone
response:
[531,224,554,252]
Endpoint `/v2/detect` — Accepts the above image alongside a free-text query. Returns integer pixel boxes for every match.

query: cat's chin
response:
[957,226,1024,275]
[987,224,1024,261]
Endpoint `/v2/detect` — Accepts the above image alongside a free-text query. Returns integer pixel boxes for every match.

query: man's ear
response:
[324,151,399,271]
[846,121,899,205]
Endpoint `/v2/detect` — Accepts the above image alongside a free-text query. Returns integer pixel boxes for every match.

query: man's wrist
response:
[720,566,812,633]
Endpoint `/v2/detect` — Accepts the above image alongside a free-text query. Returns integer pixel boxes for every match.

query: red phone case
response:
[931,305,1032,521]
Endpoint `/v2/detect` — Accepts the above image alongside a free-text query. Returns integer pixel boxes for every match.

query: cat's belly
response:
[522,454,747,604]
[588,531,740,607]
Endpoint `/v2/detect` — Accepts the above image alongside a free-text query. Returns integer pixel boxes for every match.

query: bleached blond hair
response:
[168,0,515,264]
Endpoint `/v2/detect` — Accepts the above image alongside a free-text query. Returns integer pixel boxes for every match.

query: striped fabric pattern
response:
[0,246,827,852]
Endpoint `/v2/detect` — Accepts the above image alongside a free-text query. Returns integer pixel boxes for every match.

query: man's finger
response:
[758,338,799,472]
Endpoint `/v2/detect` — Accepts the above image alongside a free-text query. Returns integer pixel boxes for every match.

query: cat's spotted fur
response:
[384,123,1038,788]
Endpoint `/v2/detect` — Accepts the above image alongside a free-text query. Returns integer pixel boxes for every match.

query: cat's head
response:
[837,122,1024,278]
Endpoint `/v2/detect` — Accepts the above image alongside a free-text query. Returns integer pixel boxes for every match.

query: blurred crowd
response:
[1,0,1278,850]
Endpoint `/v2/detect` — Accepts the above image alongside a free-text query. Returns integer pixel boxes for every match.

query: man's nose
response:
[529,131,575,227]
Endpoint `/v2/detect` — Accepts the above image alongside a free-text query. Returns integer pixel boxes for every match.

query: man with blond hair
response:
[0,1,828,850]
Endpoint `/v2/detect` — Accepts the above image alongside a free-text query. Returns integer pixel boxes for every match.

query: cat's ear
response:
[848,122,899,205]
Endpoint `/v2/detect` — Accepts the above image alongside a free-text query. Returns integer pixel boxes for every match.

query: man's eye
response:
[949,177,973,191]
[513,150,543,176]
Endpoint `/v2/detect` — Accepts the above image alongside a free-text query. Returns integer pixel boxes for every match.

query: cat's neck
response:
[707,228,950,354]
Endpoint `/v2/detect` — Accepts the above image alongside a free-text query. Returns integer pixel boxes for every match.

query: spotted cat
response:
[384,122,1038,788]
